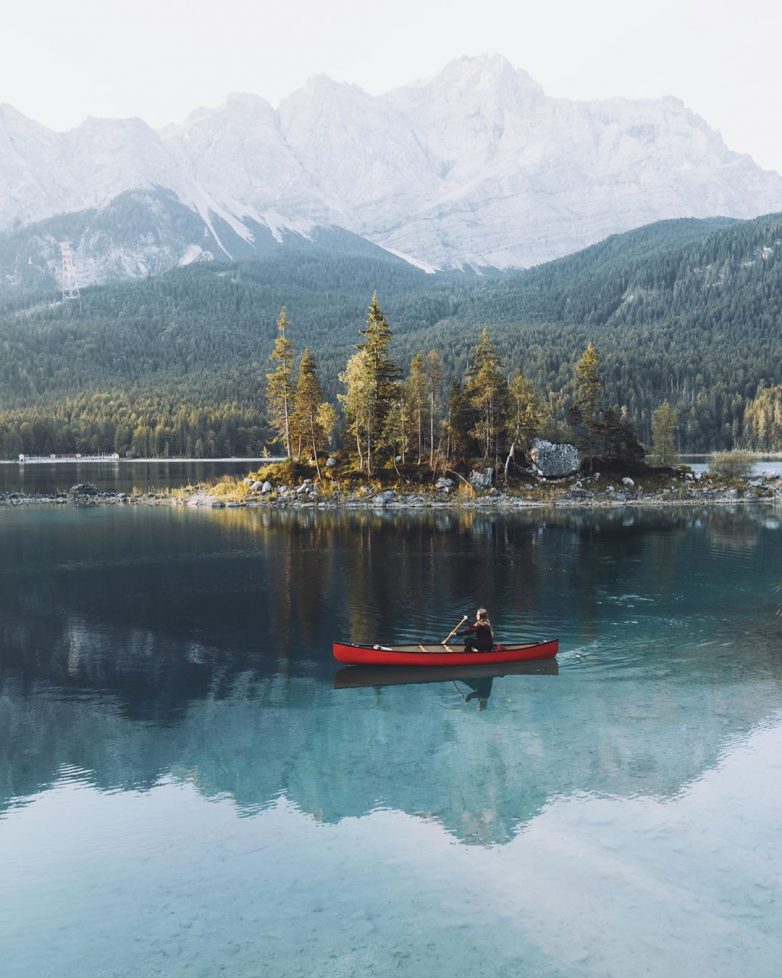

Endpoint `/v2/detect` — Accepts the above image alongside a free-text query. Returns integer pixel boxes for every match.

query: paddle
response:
[442,615,468,647]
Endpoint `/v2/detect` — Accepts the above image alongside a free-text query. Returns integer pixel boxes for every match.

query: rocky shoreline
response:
[1,475,781,511]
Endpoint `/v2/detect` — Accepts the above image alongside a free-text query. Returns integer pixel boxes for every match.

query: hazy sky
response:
[2,0,781,172]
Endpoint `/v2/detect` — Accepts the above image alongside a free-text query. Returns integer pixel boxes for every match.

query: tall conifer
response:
[266,307,295,457]
[465,328,508,460]
[291,348,335,478]
[574,342,604,471]
[651,401,679,466]
[340,294,400,475]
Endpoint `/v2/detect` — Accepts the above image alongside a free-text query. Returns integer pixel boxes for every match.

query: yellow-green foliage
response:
[211,477,251,500]
[249,459,313,485]
[708,449,754,481]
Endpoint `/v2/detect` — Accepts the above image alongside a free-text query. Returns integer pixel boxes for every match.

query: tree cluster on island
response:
[263,294,673,483]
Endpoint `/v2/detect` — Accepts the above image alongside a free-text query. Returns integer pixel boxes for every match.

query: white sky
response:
[1,0,781,172]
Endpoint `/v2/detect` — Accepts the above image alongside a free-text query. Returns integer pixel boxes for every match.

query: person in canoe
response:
[455,608,494,653]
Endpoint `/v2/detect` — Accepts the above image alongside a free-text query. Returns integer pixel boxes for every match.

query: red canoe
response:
[332,638,559,667]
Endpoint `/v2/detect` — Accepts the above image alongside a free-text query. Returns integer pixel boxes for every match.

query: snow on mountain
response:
[1,54,782,290]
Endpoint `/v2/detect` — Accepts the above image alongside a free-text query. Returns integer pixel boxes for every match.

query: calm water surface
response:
[684,454,782,477]
[0,459,266,494]
[1,505,781,977]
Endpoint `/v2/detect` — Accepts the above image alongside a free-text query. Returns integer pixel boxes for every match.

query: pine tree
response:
[381,398,410,470]
[340,294,400,475]
[291,348,334,478]
[444,380,470,462]
[504,369,543,479]
[508,370,543,450]
[405,353,427,463]
[651,401,680,466]
[745,385,782,451]
[266,306,295,457]
[465,328,508,460]
[424,349,444,468]
[573,342,604,471]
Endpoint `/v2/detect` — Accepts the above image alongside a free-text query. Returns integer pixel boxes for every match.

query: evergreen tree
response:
[291,348,334,478]
[573,342,604,471]
[381,397,410,470]
[508,370,543,451]
[465,328,508,460]
[424,349,445,468]
[443,380,470,462]
[266,306,295,457]
[650,401,680,465]
[405,353,427,463]
[340,294,400,475]
[745,385,782,450]
[598,407,646,466]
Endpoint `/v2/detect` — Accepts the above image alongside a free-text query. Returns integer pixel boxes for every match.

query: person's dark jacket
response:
[456,620,494,652]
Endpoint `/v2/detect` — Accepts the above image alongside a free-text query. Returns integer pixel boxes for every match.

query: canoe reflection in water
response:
[334,659,558,709]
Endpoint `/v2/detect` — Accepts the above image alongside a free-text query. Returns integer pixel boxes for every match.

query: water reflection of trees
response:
[2,504,781,845]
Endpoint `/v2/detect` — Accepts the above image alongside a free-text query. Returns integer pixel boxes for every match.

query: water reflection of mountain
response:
[3,640,782,846]
[1,504,780,845]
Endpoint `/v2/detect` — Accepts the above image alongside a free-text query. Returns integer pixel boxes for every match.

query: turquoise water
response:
[1,505,781,977]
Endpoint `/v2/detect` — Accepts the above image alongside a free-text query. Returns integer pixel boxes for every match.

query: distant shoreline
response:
[0,457,284,465]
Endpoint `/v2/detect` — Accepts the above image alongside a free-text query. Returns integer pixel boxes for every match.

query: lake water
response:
[1,504,781,977]
[0,459,268,495]
[684,455,782,478]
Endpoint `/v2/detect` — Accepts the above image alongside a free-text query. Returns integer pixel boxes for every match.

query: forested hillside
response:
[1,213,781,456]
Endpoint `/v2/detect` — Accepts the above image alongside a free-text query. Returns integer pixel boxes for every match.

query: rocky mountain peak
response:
[1,57,782,291]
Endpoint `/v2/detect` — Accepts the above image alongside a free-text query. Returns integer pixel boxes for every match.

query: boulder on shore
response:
[469,468,494,490]
[67,483,101,500]
[530,439,580,478]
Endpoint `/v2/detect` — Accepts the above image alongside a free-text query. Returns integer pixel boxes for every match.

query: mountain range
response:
[2,55,782,292]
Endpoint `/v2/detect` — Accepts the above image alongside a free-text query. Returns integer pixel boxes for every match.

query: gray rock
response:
[622,477,635,488]
[469,468,494,490]
[568,488,593,500]
[435,477,454,490]
[530,439,580,478]
[250,480,264,491]
[68,483,100,497]
[325,457,337,468]
[373,491,396,506]
[261,481,273,494]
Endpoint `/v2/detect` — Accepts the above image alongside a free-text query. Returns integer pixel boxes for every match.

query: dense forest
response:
[1,212,781,457]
